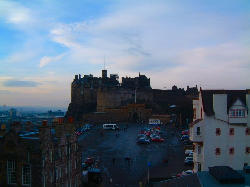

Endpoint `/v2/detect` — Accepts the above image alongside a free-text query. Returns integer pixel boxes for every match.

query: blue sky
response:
[0,0,250,107]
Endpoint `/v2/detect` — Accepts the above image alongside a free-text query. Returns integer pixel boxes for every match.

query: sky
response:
[0,0,250,108]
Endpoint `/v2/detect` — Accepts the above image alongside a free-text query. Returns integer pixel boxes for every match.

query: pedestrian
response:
[109,177,112,184]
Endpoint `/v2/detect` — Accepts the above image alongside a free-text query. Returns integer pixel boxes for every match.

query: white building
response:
[189,89,250,172]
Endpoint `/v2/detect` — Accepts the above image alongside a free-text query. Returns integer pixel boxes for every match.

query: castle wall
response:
[97,88,153,112]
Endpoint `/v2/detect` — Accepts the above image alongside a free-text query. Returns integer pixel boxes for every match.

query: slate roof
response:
[201,90,247,116]
[209,166,245,184]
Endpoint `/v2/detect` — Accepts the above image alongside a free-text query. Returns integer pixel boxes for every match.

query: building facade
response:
[0,121,81,187]
[190,89,250,172]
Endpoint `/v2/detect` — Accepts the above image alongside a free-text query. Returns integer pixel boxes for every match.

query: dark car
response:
[181,135,189,141]
[184,157,193,165]
[137,137,150,144]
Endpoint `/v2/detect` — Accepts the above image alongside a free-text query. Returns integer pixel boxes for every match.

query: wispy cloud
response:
[39,53,66,67]
[0,0,250,106]
[3,80,41,87]
[0,1,34,26]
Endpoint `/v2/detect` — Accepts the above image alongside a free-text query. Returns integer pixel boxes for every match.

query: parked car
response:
[181,135,189,141]
[137,137,150,144]
[181,130,189,135]
[182,170,194,176]
[185,149,193,155]
[176,173,182,177]
[151,135,164,142]
[188,152,193,157]
[103,124,119,130]
[85,157,95,166]
[184,157,193,165]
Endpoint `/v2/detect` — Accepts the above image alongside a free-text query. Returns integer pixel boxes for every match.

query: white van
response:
[103,124,119,130]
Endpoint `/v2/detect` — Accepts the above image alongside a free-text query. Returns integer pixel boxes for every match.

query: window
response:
[246,147,250,154]
[215,148,221,155]
[43,174,46,187]
[56,168,58,180]
[50,150,53,162]
[197,145,201,154]
[229,147,234,155]
[58,148,61,159]
[246,128,250,135]
[22,165,31,186]
[198,163,201,172]
[216,128,221,136]
[229,128,234,136]
[201,108,203,119]
[7,160,17,184]
[193,108,196,119]
[229,109,246,118]
[197,127,201,135]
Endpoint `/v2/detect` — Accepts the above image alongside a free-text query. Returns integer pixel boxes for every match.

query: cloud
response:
[3,80,41,87]
[39,53,66,67]
[48,1,250,77]
[0,1,33,25]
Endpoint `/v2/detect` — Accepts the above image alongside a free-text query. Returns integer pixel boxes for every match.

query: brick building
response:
[0,121,81,187]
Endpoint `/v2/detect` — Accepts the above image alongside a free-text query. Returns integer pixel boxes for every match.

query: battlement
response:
[72,70,151,90]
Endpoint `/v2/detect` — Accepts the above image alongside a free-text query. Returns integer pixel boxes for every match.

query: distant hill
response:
[0,105,67,113]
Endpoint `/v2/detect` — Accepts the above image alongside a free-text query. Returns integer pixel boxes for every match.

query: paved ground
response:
[78,123,192,186]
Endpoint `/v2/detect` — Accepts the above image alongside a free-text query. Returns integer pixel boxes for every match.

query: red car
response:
[151,137,164,142]
[85,157,94,165]
[181,130,189,135]
[145,131,151,136]
[176,173,182,177]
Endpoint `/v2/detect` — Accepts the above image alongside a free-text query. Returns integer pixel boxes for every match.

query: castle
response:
[66,70,198,123]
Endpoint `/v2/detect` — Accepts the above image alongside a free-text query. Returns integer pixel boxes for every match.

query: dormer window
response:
[229,109,246,118]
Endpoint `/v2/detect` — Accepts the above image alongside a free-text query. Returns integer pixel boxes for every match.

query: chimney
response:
[42,120,48,126]
[68,117,74,123]
[102,69,107,78]
[75,75,78,80]
[79,74,81,79]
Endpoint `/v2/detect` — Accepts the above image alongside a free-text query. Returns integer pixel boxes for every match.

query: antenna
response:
[103,55,106,70]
